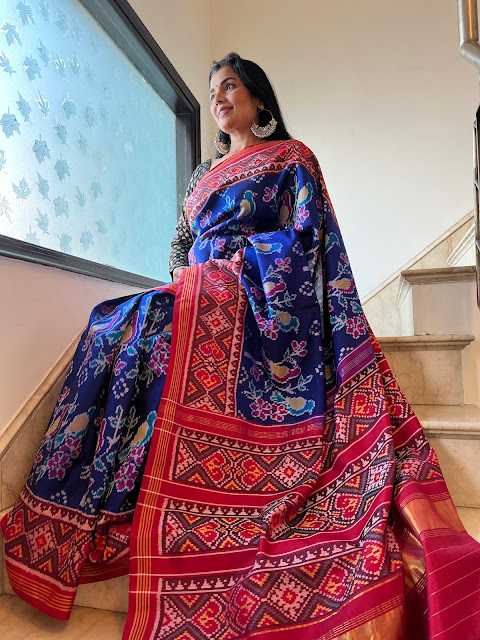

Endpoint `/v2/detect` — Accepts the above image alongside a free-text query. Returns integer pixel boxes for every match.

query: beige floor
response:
[0,596,126,640]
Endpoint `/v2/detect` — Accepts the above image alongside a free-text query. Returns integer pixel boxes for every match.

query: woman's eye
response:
[226,83,234,90]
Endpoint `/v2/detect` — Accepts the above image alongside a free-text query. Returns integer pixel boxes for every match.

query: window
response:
[0,0,200,285]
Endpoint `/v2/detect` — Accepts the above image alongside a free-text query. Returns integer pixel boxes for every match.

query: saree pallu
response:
[2,140,480,639]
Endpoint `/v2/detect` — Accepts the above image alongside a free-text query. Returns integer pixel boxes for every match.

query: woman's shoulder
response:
[281,139,317,160]
[186,159,211,191]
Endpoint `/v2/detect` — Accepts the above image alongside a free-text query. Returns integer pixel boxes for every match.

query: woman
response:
[2,53,480,640]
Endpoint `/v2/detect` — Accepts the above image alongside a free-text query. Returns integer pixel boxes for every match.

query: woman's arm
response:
[169,216,193,282]
[168,160,211,281]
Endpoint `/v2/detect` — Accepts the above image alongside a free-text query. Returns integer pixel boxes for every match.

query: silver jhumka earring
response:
[251,109,277,138]
[214,131,230,155]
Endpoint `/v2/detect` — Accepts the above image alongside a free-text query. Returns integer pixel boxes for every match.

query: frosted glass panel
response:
[0,0,177,282]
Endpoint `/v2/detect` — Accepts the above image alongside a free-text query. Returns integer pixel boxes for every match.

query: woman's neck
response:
[228,131,261,156]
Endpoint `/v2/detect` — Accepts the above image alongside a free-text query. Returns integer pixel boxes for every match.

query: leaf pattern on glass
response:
[0,149,6,171]
[32,136,50,163]
[16,92,31,122]
[36,208,49,234]
[1,111,20,137]
[0,195,12,222]
[53,50,66,77]
[62,96,76,119]
[71,20,82,43]
[36,91,50,118]
[54,119,67,145]
[68,52,80,76]
[80,228,94,250]
[37,37,50,66]
[95,220,107,234]
[36,172,49,199]
[84,62,95,85]
[23,54,42,81]
[25,226,40,244]
[12,177,31,200]
[1,20,21,46]
[59,232,72,253]
[77,132,87,153]
[54,157,70,181]
[55,9,67,35]
[91,180,102,200]
[0,50,15,75]
[75,187,86,208]
[53,196,69,218]
[85,106,96,127]
[16,1,35,26]
[38,1,50,22]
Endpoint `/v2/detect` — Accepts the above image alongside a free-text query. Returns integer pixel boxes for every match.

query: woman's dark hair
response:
[209,52,291,157]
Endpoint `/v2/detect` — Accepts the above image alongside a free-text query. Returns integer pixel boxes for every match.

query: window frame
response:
[0,0,201,288]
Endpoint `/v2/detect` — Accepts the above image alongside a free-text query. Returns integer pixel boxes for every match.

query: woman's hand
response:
[172,266,188,283]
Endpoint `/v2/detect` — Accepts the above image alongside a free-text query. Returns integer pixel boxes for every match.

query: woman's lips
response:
[218,107,232,118]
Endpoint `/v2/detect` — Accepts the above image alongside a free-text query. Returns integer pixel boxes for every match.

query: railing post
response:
[458,0,480,309]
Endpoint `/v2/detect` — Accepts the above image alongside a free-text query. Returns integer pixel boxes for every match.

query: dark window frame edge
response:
[0,234,164,288]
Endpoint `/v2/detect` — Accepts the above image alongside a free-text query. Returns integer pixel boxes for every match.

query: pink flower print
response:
[47,451,71,480]
[295,204,309,225]
[328,298,334,313]
[250,364,263,382]
[114,358,127,376]
[271,403,288,422]
[199,209,212,228]
[116,462,137,492]
[274,257,292,273]
[345,316,367,339]
[254,312,268,332]
[213,237,226,252]
[149,341,169,376]
[263,185,278,202]
[265,317,279,340]
[250,398,272,420]
[291,340,307,356]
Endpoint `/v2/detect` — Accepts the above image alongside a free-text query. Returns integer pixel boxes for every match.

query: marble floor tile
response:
[0,596,126,639]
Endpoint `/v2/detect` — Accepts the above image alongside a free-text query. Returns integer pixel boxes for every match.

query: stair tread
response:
[0,595,126,639]
[400,265,476,284]
[378,334,474,351]
[413,404,480,436]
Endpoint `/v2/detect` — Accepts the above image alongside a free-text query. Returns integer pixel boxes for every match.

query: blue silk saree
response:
[2,140,480,639]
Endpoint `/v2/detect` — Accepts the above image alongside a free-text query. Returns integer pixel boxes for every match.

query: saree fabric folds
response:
[2,140,480,639]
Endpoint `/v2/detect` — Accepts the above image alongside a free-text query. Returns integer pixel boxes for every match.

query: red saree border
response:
[185,140,322,228]
[125,259,248,639]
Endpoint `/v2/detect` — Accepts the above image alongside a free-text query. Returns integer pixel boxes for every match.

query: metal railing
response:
[458,0,480,307]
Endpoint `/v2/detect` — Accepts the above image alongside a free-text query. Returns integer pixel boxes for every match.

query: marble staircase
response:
[377,263,480,545]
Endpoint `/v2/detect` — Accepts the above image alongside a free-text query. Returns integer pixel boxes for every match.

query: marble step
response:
[0,595,126,640]
[414,404,480,509]
[395,266,477,336]
[378,334,474,405]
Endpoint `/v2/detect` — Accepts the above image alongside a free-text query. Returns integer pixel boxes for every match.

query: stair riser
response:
[411,280,478,336]
[384,349,463,405]
[428,436,480,509]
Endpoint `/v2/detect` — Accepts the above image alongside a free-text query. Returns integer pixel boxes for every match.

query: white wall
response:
[0,256,141,431]
[209,0,479,297]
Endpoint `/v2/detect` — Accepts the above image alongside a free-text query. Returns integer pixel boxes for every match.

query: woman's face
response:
[209,66,262,136]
